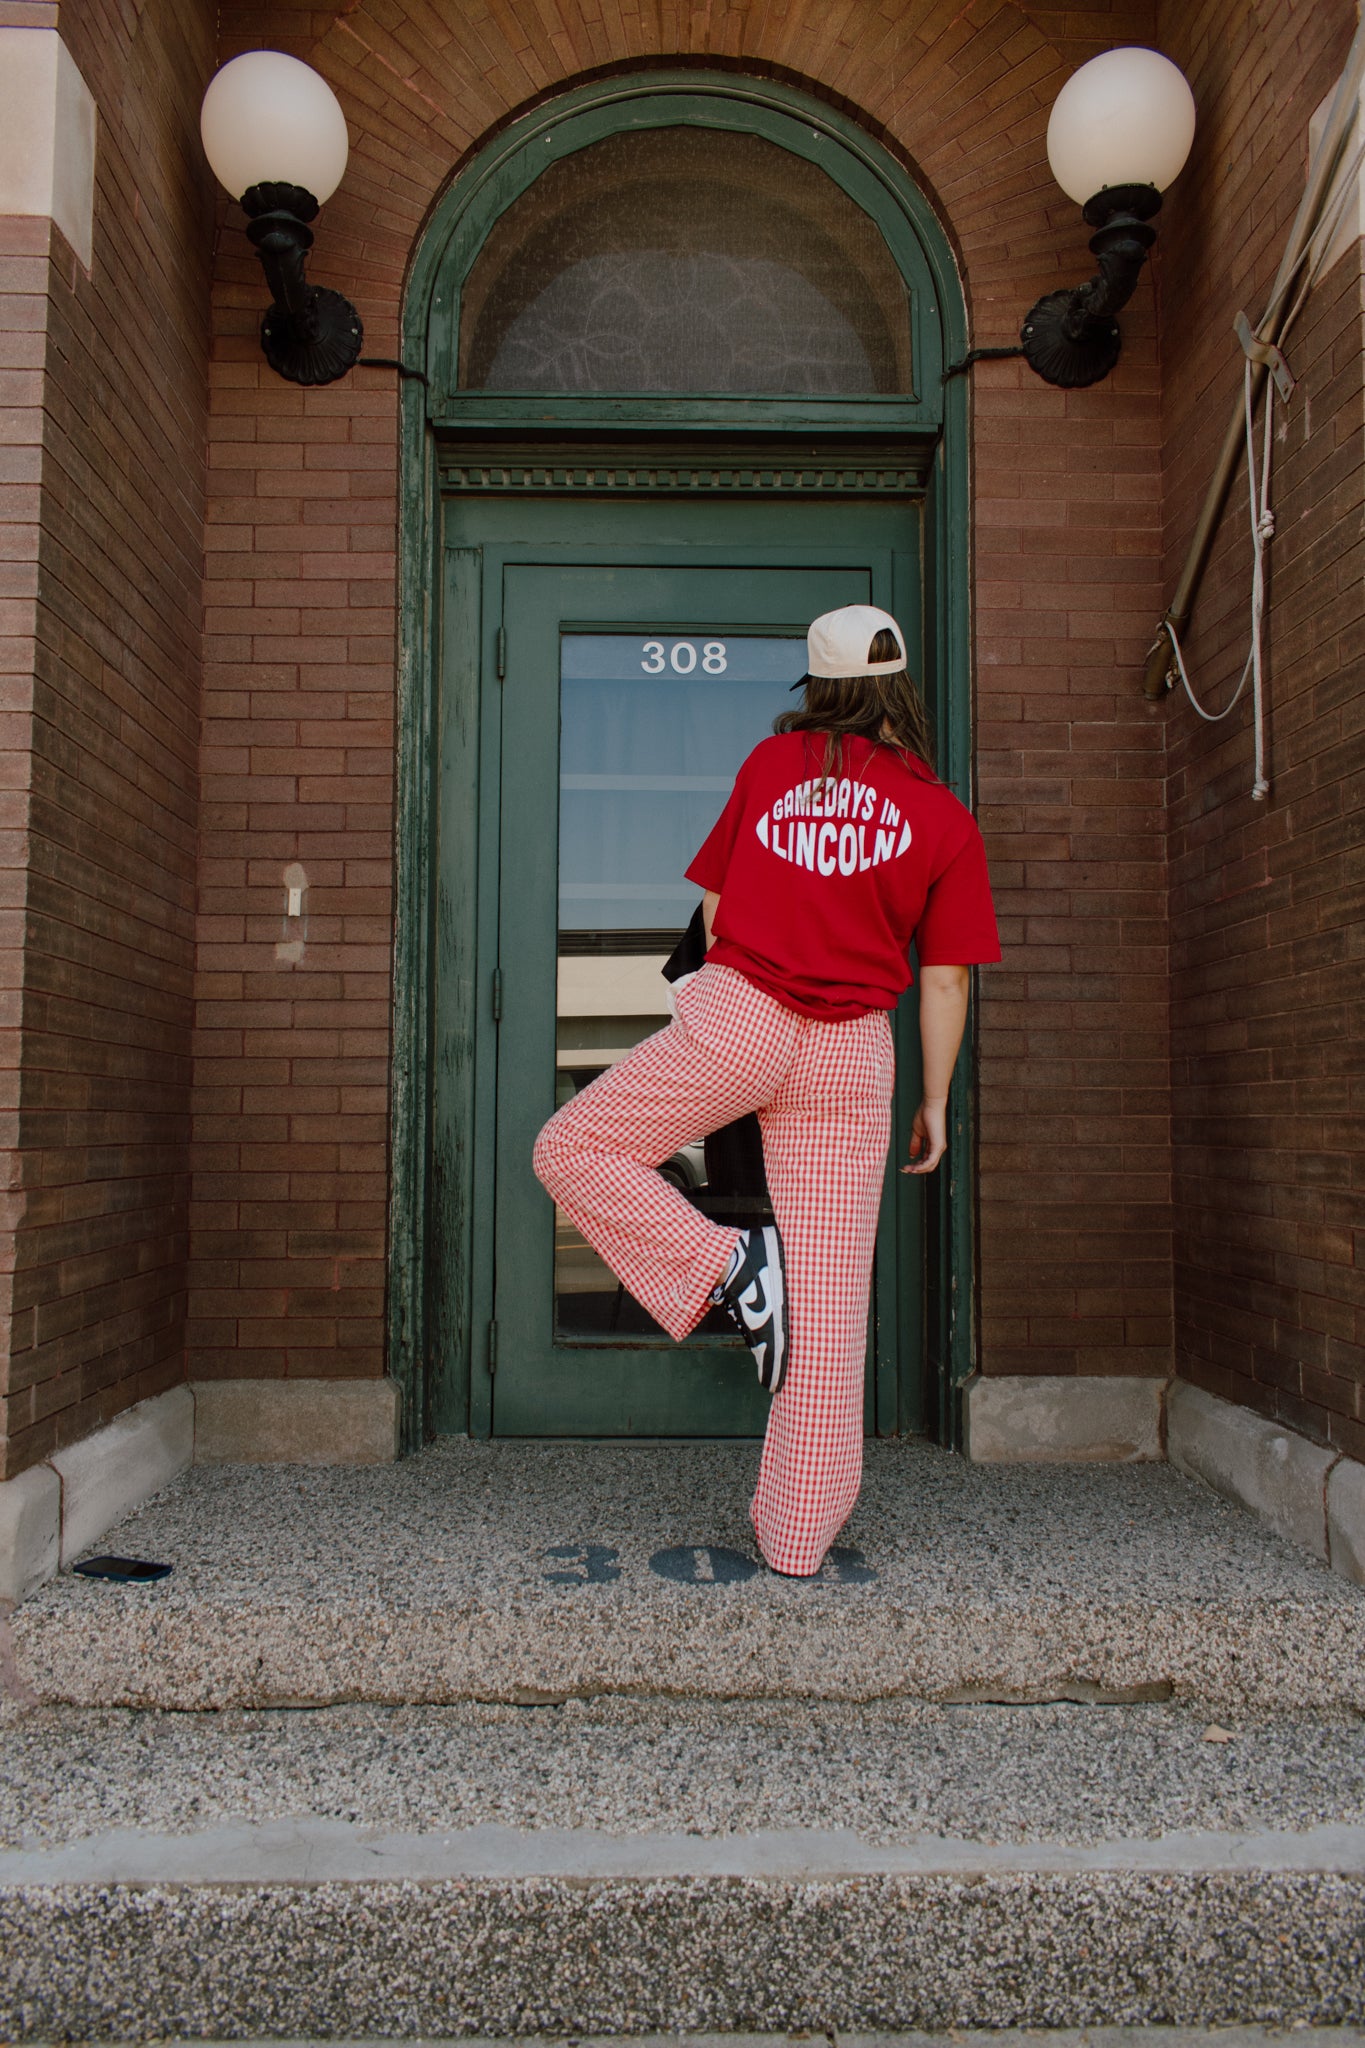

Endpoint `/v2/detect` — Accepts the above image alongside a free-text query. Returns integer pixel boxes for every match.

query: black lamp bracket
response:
[240,181,363,387]
[1021,182,1161,389]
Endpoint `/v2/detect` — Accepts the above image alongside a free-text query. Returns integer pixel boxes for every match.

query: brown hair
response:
[774,627,935,779]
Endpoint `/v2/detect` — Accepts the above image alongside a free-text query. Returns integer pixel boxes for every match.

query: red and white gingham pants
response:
[532,961,894,1576]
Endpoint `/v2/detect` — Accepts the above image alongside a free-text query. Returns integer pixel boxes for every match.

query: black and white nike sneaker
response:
[710,1225,790,1393]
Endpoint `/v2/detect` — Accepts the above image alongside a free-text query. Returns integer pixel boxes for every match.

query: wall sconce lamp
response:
[200,50,362,386]
[1022,47,1196,388]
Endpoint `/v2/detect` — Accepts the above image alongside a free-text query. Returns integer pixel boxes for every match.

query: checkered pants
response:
[532,961,894,1576]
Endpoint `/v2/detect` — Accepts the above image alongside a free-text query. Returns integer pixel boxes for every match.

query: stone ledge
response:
[963,1372,1164,1462]
[0,28,97,270]
[1328,1456,1365,1586]
[0,1464,60,1607]
[8,1813,1365,1884]
[190,1377,400,1465]
[1166,1380,1351,1569]
[49,1387,194,1566]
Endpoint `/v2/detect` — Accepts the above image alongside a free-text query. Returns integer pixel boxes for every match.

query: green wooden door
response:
[439,493,926,1437]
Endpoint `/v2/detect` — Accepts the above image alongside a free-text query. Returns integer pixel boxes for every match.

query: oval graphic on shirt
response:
[757,775,911,873]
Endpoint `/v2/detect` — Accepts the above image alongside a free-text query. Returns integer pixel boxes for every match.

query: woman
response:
[533,604,1000,1578]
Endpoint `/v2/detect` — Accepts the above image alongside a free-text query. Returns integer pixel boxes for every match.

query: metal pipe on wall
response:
[1143,16,1365,699]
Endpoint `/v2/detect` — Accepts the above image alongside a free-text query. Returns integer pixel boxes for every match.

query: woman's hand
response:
[902,965,970,1176]
[903,1098,948,1174]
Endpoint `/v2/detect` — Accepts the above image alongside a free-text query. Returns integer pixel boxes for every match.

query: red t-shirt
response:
[684,731,1000,1019]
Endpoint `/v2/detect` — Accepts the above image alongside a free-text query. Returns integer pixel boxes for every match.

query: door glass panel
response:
[554,632,805,1336]
[460,128,911,394]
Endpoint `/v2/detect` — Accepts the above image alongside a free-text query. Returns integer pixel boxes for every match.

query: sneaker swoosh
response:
[739,1276,768,1324]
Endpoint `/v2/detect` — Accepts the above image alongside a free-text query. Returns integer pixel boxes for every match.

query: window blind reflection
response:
[552,632,804,1337]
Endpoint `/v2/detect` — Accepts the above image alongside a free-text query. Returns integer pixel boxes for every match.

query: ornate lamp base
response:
[261,288,364,387]
[1020,291,1122,389]
[241,182,364,388]
[1020,182,1160,390]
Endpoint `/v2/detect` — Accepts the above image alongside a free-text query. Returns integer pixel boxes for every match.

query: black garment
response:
[663,907,773,1227]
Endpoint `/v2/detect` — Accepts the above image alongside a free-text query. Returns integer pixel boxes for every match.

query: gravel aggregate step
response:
[3,1696,1364,1850]
[21,2034,1365,2048]
[8,1441,1365,1711]
[4,1860,1364,2037]
[4,1693,1364,2038]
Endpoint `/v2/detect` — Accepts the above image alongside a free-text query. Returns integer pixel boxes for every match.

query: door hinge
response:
[487,1318,498,1378]
[491,966,503,1021]
[496,625,506,679]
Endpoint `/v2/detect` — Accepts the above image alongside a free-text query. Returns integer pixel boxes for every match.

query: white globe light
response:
[200,51,350,204]
[1046,47,1196,206]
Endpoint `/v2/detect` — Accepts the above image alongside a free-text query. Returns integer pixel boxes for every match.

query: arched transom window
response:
[458,127,912,395]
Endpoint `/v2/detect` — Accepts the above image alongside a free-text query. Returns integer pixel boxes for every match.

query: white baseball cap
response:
[806,604,906,679]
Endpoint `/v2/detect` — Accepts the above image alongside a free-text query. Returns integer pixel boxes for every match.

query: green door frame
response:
[448,509,923,1440]
[389,69,975,1453]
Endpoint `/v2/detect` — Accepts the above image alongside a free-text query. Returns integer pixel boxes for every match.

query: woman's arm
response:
[903,964,970,1175]
[702,889,720,948]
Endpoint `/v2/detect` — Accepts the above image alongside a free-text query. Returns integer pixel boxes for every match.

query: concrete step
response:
[2,1695,1364,2036]
[15,2038,1362,2048]
[7,1440,1365,1713]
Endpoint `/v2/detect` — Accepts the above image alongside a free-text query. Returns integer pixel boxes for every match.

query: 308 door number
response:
[541,1541,876,1585]
[641,639,728,674]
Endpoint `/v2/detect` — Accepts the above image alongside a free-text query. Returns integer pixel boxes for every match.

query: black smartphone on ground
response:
[72,1555,172,1582]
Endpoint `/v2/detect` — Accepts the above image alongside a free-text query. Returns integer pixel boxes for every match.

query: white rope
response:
[1163,358,1273,799]
[1245,131,1365,795]
[1157,622,1250,722]
[1165,116,1365,800]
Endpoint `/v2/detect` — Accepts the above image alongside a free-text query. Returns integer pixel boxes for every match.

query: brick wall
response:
[1158,0,1365,1455]
[6,0,1357,1470]
[0,0,215,1479]
[196,0,1173,1403]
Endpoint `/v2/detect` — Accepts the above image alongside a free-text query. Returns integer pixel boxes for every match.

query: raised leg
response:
[533,964,803,1340]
